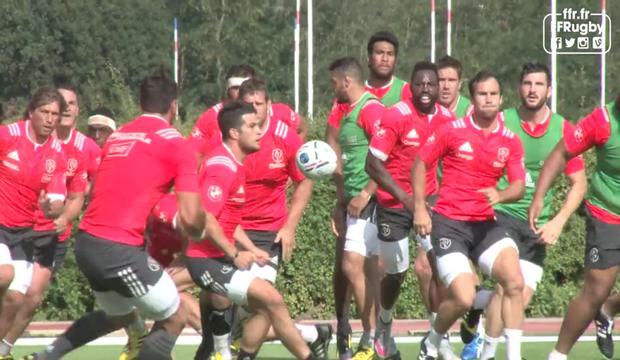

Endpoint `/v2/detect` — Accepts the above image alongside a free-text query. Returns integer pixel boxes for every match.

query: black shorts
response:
[52,241,68,274]
[376,206,412,242]
[245,230,282,260]
[75,231,164,298]
[583,207,620,269]
[431,212,510,262]
[0,225,33,261]
[496,211,545,266]
[29,231,59,268]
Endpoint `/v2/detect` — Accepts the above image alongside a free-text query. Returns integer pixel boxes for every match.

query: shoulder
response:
[437,104,454,118]
[49,137,63,154]
[155,126,184,141]
[204,150,238,174]
[273,120,292,140]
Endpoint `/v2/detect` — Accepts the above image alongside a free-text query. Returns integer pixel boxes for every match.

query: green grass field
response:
[8,341,617,360]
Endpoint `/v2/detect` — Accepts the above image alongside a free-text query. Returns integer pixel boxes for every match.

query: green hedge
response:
[38,119,595,321]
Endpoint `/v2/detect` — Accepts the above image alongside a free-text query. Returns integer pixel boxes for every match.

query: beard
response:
[521,97,547,111]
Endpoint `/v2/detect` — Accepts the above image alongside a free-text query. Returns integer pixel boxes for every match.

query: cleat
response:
[460,333,483,360]
[119,328,148,360]
[351,346,375,360]
[460,308,483,344]
[309,324,333,360]
[438,334,459,360]
[374,317,394,358]
[337,321,353,360]
[595,309,614,359]
[230,339,241,356]
[418,335,438,360]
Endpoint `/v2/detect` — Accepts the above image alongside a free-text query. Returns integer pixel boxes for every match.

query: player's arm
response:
[41,154,68,219]
[233,225,269,264]
[326,107,346,236]
[278,178,313,261]
[173,139,206,241]
[480,138,525,205]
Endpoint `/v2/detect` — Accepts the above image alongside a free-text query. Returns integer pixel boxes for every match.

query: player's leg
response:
[332,204,353,359]
[414,247,433,311]
[596,292,620,358]
[476,225,524,360]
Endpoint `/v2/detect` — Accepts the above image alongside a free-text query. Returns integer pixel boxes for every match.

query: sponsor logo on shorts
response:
[380,223,391,238]
[589,247,600,263]
[221,265,234,274]
[439,237,452,250]
[200,271,214,287]
[147,256,161,272]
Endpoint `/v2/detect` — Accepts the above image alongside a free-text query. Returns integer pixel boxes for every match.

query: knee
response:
[341,254,361,280]
[384,272,406,286]
[414,257,432,280]
[0,265,14,290]
[262,287,285,310]
[501,274,525,298]
[5,290,25,307]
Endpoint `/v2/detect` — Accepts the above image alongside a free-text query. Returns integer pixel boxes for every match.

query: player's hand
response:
[347,194,369,218]
[331,203,346,237]
[535,217,565,246]
[233,250,256,270]
[528,197,544,231]
[477,187,502,206]
[39,190,64,219]
[252,247,271,266]
[402,195,414,214]
[413,206,432,237]
[275,225,295,262]
[53,216,69,234]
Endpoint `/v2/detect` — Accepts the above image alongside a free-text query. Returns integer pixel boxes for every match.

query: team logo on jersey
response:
[67,158,78,175]
[45,159,56,174]
[376,128,386,138]
[269,148,286,169]
[439,237,452,250]
[457,142,474,160]
[403,128,420,146]
[7,150,19,161]
[497,147,510,162]
[589,247,600,263]
[380,223,391,238]
[574,127,584,143]
[208,185,223,202]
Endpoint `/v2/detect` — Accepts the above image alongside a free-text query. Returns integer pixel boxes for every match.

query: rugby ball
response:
[295,140,338,180]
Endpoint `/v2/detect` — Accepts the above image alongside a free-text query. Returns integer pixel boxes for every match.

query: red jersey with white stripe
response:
[327,78,413,129]
[189,102,300,156]
[419,116,526,221]
[34,129,92,240]
[241,118,305,231]
[82,135,102,181]
[80,114,200,246]
[369,101,454,208]
[147,193,183,267]
[187,144,246,258]
[0,121,67,228]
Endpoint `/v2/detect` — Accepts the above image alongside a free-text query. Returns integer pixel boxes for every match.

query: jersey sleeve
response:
[47,152,68,201]
[368,107,400,161]
[506,136,526,183]
[170,137,200,193]
[84,137,101,181]
[326,99,347,129]
[418,123,451,166]
[0,126,12,156]
[561,120,586,175]
[200,159,237,217]
[285,131,306,182]
[190,108,218,140]
[274,103,301,130]
[400,83,412,101]
[358,101,384,136]
[67,153,88,193]
[564,107,611,156]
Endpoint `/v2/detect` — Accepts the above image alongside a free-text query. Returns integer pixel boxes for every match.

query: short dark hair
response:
[26,86,67,118]
[139,70,177,114]
[437,55,464,79]
[520,61,551,85]
[329,57,363,82]
[53,75,80,105]
[225,64,256,80]
[90,106,115,119]
[238,78,269,101]
[468,70,502,97]
[218,100,256,141]
[411,61,439,81]
[367,31,399,56]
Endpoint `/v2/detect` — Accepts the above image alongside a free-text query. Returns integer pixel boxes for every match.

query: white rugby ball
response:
[295,140,338,180]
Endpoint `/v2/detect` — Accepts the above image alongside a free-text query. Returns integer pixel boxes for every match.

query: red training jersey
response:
[187,144,246,258]
[369,101,454,208]
[34,129,92,241]
[147,193,183,268]
[80,114,200,246]
[241,118,305,231]
[327,77,412,129]
[419,116,526,221]
[0,121,67,228]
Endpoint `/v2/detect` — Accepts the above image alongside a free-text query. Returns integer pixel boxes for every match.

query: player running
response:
[436,56,472,118]
[23,71,207,360]
[537,95,620,360]
[469,62,586,360]
[326,31,409,360]
[185,100,321,360]
[365,61,455,360]
[413,71,526,360]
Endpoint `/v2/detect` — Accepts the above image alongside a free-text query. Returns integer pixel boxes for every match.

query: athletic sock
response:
[136,327,177,360]
[548,349,568,360]
[427,327,443,353]
[479,334,500,360]
[473,288,493,310]
[214,333,232,360]
[127,313,147,334]
[601,304,614,320]
[43,311,112,359]
[199,299,215,354]
[212,308,232,336]
[0,339,13,355]
[379,306,392,323]
[237,349,257,360]
[295,323,319,343]
[429,312,437,327]
[504,328,522,360]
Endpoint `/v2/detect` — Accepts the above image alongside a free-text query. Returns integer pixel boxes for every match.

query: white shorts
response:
[380,237,410,274]
[344,215,379,257]
[249,255,279,284]
[7,260,33,295]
